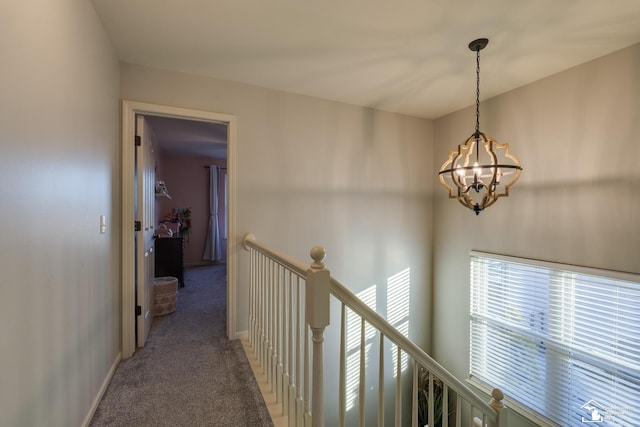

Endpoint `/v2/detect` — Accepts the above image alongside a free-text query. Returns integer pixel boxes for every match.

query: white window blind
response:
[469,251,640,426]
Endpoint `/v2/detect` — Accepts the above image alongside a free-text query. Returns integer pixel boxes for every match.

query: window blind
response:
[469,252,640,426]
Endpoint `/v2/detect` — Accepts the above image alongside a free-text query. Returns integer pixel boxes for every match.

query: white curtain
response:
[203,165,222,262]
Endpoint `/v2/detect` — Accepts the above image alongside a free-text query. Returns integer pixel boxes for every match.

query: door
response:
[121,101,237,358]
[135,115,155,347]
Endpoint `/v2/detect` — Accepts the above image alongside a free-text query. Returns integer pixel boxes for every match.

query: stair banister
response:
[242,233,504,427]
[243,234,329,426]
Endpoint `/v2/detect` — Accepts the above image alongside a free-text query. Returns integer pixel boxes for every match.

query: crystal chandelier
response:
[438,38,522,215]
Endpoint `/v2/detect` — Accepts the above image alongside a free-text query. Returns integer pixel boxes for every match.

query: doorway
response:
[121,100,237,359]
[144,114,228,267]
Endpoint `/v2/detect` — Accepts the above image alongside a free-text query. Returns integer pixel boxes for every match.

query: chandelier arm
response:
[438,163,521,175]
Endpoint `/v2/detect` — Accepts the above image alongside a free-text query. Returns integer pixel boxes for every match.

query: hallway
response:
[90,264,273,426]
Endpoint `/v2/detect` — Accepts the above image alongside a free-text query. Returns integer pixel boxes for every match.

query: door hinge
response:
[135,135,141,146]
[135,305,142,316]
[135,221,142,231]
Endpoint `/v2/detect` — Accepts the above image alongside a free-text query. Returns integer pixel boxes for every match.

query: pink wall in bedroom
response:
[156,152,227,266]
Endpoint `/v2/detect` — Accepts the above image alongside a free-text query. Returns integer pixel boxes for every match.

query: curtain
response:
[203,165,222,262]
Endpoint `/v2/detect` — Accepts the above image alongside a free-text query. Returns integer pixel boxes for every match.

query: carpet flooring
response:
[90,264,273,427]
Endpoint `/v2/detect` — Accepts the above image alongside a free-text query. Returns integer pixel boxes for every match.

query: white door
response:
[135,115,155,347]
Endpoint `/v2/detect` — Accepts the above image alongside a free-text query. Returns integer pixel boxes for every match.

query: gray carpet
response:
[90,264,273,427]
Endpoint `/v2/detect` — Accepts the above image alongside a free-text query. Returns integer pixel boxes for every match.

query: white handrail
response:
[243,233,308,277]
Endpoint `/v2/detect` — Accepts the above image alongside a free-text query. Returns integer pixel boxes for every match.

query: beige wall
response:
[121,61,434,337]
[0,1,120,426]
[432,42,640,426]
[121,63,434,424]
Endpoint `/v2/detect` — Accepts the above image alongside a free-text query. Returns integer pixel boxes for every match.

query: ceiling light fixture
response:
[438,38,522,215]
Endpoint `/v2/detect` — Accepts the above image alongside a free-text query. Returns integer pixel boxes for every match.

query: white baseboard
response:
[241,339,287,427]
[235,330,248,340]
[81,352,122,427]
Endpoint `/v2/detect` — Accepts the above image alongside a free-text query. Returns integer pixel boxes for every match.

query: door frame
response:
[121,100,237,358]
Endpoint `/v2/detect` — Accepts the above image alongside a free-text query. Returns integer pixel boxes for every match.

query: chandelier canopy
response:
[438,38,522,215]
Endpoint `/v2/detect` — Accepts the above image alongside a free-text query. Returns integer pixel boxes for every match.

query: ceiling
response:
[143,115,228,159]
[93,0,640,156]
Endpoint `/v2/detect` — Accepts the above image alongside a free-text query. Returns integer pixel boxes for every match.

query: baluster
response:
[252,249,257,350]
[252,251,257,354]
[443,384,449,427]
[259,253,266,370]
[281,266,286,408]
[379,333,385,427]
[411,362,417,427]
[469,404,474,427]
[270,258,277,390]
[339,303,346,427]
[284,270,293,418]
[295,275,304,427]
[395,346,401,427]
[248,248,252,346]
[266,257,270,381]
[359,318,366,427]
[280,267,286,412]
[275,264,281,403]
[428,372,434,427]
[267,257,273,388]
[262,254,268,371]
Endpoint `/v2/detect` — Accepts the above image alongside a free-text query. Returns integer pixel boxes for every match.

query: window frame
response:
[467,250,640,427]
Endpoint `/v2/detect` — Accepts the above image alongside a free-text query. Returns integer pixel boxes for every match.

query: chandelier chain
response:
[475,48,480,136]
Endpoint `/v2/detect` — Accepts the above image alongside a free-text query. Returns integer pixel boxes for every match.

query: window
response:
[469,251,640,426]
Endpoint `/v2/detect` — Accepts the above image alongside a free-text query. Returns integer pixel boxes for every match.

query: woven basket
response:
[153,276,178,316]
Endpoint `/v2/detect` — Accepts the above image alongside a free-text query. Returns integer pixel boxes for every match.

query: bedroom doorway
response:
[143,114,228,269]
[121,100,237,359]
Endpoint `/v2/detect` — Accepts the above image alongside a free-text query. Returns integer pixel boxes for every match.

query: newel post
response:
[488,388,505,427]
[306,246,330,427]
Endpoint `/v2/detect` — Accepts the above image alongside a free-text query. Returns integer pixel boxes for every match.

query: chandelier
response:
[438,38,522,215]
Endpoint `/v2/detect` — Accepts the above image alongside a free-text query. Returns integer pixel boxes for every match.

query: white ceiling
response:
[143,115,228,159]
[92,0,640,155]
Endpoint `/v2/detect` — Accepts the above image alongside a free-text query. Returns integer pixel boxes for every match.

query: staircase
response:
[241,234,504,427]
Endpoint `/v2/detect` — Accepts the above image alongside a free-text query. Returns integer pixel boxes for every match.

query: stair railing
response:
[242,234,504,427]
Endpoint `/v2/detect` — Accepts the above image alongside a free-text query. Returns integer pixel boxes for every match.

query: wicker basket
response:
[153,276,178,316]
